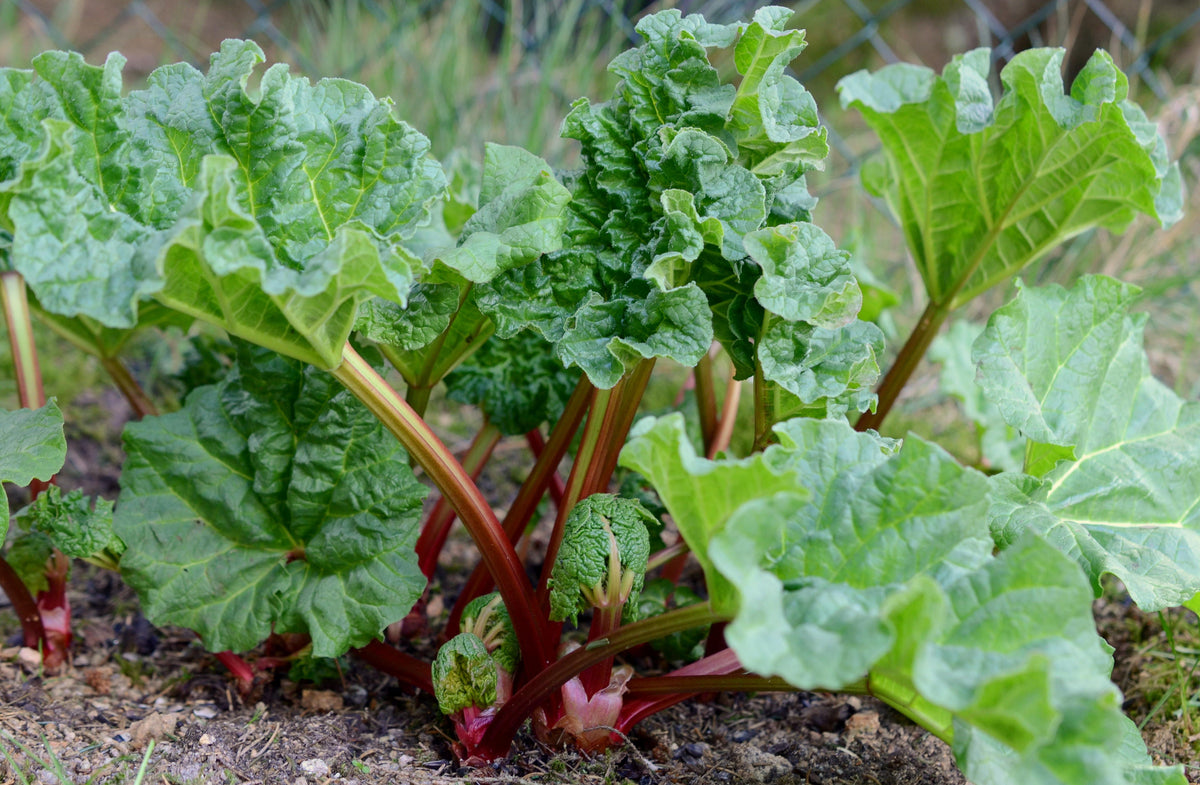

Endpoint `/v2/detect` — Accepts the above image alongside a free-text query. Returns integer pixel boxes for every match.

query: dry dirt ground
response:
[0,569,1196,785]
[0,401,1196,785]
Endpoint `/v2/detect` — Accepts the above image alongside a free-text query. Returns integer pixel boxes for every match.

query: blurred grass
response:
[281,0,631,164]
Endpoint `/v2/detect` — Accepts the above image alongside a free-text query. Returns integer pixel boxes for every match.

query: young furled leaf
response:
[974,276,1200,611]
[548,494,653,625]
[114,343,427,656]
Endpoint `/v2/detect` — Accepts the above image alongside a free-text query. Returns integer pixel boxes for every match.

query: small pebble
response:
[300,759,330,777]
[199,733,215,746]
[193,705,218,719]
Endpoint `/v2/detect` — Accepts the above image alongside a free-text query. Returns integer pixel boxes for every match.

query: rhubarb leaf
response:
[431,144,570,284]
[114,343,427,656]
[747,222,860,329]
[974,276,1200,610]
[0,401,66,539]
[619,413,813,612]
[839,48,1182,309]
[16,486,121,563]
[704,417,1181,785]
[480,8,837,390]
[2,41,445,368]
[726,7,828,177]
[359,144,568,389]
[758,319,883,419]
[443,330,581,436]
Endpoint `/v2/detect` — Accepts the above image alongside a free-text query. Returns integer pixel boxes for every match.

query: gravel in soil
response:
[1,390,1196,785]
[1,564,1196,785]
[0,550,968,785]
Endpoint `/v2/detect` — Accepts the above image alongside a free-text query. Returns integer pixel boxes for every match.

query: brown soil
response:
[0,575,1196,785]
[1,392,1197,785]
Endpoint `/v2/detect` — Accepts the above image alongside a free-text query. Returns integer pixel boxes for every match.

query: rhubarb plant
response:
[0,7,1193,785]
[840,46,1182,430]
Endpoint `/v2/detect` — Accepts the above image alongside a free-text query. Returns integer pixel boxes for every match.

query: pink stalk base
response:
[214,651,256,690]
[37,551,71,673]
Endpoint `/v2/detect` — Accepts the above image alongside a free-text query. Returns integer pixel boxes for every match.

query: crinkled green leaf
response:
[548,494,652,625]
[443,330,581,436]
[3,41,445,368]
[355,284,461,355]
[433,632,497,716]
[839,48,1182,309]
[16,485,121,562]
[0,67,61,223]
[726,8,828,177]
[9,120,162,328]
[618,413,810,612]
[0,401,66,538]
[360,145,567,389]
[928,320,1023,472]
[758,318,883,419]
[711,422,990,687]
[432,144,569,283]
[557,285,713,390]
[114,343,427,656]
[975,276,1200,610]
[699,417,1180,784]
[482,8,835,389]
[747,222,860,329]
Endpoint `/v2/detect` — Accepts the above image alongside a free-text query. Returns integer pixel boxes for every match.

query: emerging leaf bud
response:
[548,494,653,625]
[460,592,521,675]
[432,633,498,717]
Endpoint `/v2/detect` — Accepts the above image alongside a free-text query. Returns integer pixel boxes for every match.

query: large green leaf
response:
[928,320,1023,472]
[974,276,1200,610]
[443,330,581,436]
[702,416,1182,785]
[358,144,569,389]
[114,344,427,656]
[838,48,1182,309]
[0,401,66,540]
[2,41,445,368]
[479,8,850,391]
[619,413,807,612]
